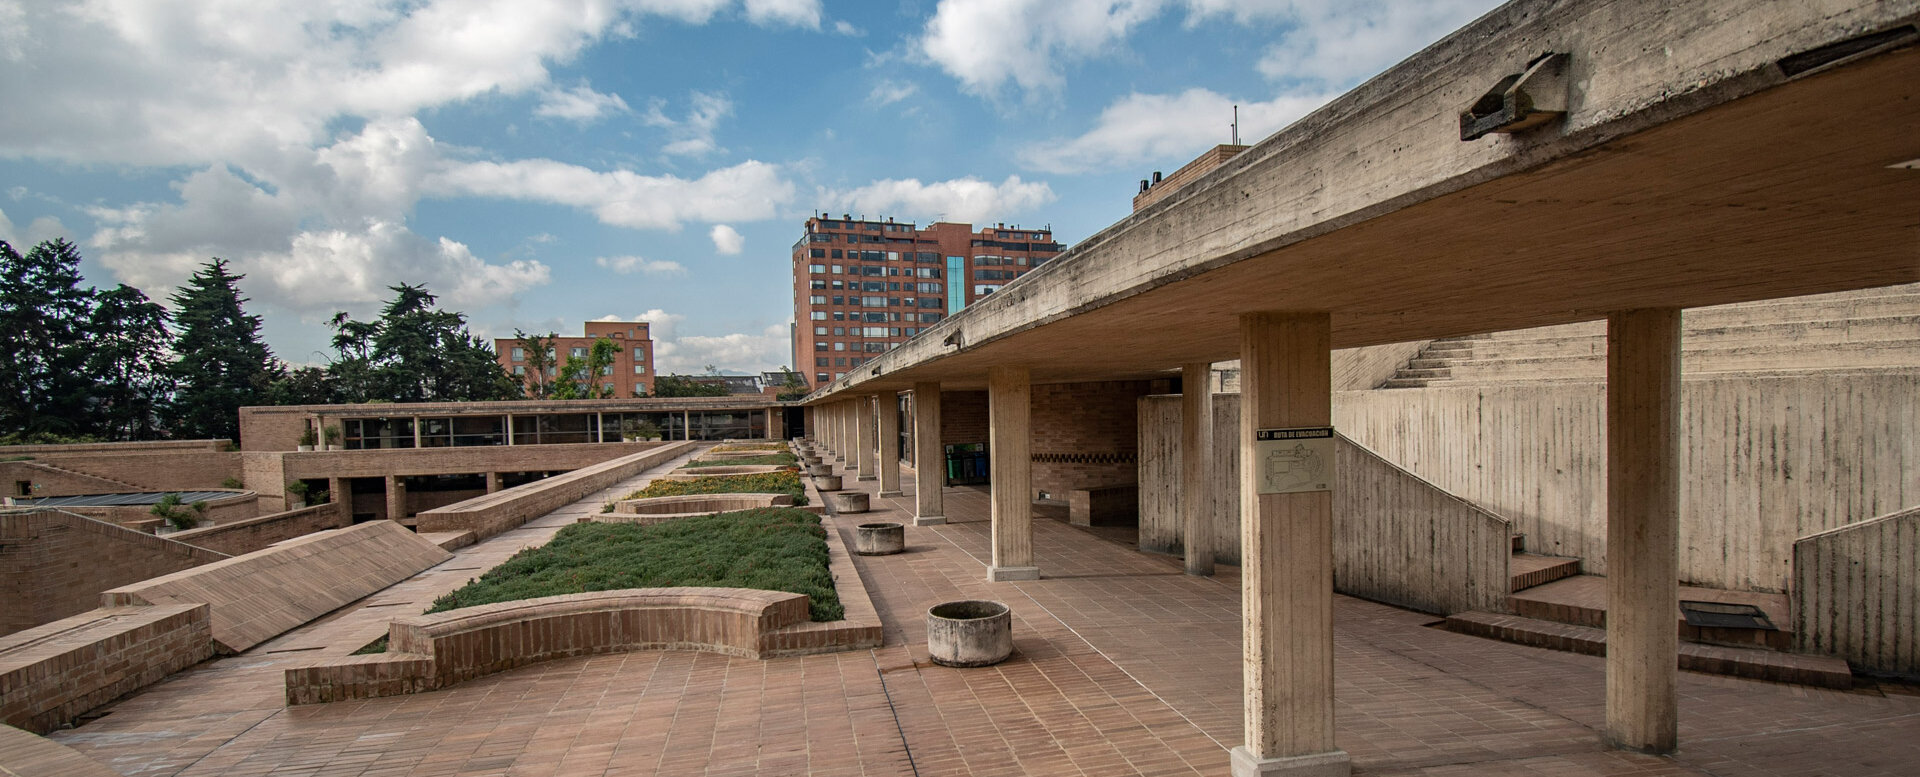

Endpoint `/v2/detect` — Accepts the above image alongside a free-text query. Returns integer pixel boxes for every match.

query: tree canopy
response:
[324,284,521,403]
[166,259,280,441]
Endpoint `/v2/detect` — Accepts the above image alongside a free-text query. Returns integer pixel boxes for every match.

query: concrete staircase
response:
[1443,535,1854,688]
[1381,283,1920,388]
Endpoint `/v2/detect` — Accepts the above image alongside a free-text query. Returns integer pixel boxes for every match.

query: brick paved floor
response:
[44,455,1920,776]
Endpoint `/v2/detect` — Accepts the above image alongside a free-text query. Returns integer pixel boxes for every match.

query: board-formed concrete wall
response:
[1139,395,1511,615]
[1794,505,1920,676]
[1334,372,1919,591]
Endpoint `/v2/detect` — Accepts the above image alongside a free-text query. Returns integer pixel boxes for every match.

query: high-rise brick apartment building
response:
[494,321,656,397]
[792,217,1062,388]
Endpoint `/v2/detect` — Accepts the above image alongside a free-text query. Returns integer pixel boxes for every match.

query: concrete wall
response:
[0,510,228,637]
[1139,395,1510,614]
[1794,505,1920,677]
[168,502,351,556]
[1335,373,1919,591]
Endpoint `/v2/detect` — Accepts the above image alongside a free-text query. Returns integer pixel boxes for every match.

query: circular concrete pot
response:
[829,491,870,513]
[813,474,843,491]
[802,454,822,466]
[926,600,1013,667]
[854,522,905,555]
[808,463,836,476]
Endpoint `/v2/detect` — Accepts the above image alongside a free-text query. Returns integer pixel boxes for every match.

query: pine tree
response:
[0,238,97,437]
[85,284,174,440]
[165,260,280,442]
[327,284,520,403]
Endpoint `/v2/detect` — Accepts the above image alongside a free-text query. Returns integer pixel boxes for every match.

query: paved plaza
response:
[46,451,1920,776]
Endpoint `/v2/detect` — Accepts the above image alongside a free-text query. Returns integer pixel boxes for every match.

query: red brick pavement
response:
[41,455,1920,777]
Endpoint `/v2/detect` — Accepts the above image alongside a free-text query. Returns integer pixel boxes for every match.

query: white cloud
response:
[920,0,1166,97]
[535,82,632,122]
[1018,88,1334,174]
[832,20,862,36]
[644,91,733,157]
[868,80,919,106]
[432,158,793,230]
[709,224,744,255]
[655,324,790,373]
[821,176,1055,225]
[594,255,687,275]
[1243,1,1499,88]
[0,208,72,248]
[744,0,821,28]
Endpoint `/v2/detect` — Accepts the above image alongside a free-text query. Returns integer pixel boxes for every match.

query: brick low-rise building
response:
[495,321,656,398]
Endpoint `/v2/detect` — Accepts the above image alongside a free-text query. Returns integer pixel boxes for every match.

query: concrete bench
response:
[1069,485,1140,528]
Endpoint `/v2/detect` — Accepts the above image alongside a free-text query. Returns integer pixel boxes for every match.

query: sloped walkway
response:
[41,457,1920,776]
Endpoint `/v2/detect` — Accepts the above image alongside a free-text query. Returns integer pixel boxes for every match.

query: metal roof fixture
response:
[1460,52,1569,141]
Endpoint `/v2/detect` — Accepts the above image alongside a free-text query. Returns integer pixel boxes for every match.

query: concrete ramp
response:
[103,521,450,653]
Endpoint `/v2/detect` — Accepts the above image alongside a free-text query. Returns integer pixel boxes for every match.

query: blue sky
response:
[0,0,1499,374]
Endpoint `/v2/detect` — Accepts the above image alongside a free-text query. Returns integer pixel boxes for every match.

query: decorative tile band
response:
[1031,452,1137,465]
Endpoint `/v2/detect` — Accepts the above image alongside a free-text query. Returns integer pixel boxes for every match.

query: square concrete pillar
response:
[765,408,778,440]
[1182,362,1215,577]
[836,402,851,462]
[913,382,946,525]
[856,395,878,481]
[384,474,406,522]
[1604,308,1682,754]
[328,477,349,524]
[1232,312,1348,777]
[878,392,902,496]
[484,472,501,494]
[987,365,1038,582]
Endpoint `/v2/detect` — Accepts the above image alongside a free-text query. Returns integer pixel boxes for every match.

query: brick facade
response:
[495,320,656,398]
[1028,381,1155,499]
[167,503,352,556]
[0,510,227,637]
[0,603,213,734]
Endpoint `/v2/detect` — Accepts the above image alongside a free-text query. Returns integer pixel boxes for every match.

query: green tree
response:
[265,364,338,406]
[326,284,519,403]
[166,259,280,442]
[511,329,558,398]
[652,374,732,397]
[0,238,96,437]
[85,284,174,440]
[774,367,808,401]
[553,336,622,399]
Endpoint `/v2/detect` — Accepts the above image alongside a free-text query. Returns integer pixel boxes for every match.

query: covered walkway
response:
[47,469,1920,776]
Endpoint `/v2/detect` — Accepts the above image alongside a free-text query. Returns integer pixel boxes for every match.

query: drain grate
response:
[1679,600,1776,631]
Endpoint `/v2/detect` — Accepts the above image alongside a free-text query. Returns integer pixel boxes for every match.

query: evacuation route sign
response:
[1254,427,1335,495]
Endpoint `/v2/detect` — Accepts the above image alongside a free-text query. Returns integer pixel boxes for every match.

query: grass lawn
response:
[685,452,798,468]
[427,509,842,621]
[612,470,807,508]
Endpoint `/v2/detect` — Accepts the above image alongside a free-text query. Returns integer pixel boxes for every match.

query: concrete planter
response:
[926,600,1013,667]
[813,474,843,491]
[807,464,834,477]
[829,491,869,513]
[853,522,905,555]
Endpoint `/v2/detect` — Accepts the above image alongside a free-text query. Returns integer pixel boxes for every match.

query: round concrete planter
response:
[807,464,835,477]
[829,491,870,513]
[802,455,822,466]
[926,600,1013,667]
[853,522,905,555]
[813,474,843,491]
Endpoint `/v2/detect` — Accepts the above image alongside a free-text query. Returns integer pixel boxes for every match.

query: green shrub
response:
[150,493,207,531]
[427,509,842,621]
[623,471,807,506]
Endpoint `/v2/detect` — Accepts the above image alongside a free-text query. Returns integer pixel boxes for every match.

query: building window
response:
[832,311,845,320]
[835,358,846,366]
[809,295,827,304]
[510,347,525,360]
[817,372,830,383]
[830,280,844,290]
[570,347,587,358]
[810,280,826,289]
[831,249,842,259]
[809,264,825,273]
[513,365,526,375]
[815,342,828,351]
[815,357,828,367]
[632,364,646,374]
[831,264,843,273]
[832,326,844,336]
[833,342,845,351]
[814,326,827,335]
[809,311,827,320]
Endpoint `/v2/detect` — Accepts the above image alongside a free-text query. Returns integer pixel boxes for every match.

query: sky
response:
[0,0,1502,375]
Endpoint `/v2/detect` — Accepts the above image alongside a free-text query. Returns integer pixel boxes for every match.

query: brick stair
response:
[1443,611,1853,689]
[1509,552,1581,592]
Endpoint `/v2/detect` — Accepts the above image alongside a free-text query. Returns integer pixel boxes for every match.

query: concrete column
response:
[856,396,878,481]
[878,392,902,497]
[484,472,501,494]
[682,410,692,441]
[506,413,516,445]
[987,365,1038,582]
[1232,311,1347,777]
[765,408,778,440]
[837,402,853,463]
[1604,308,1682,754]
[1182,362,1215,576]
[328,477,349,524]
[384,474,406,522]
[411,416,422,449]
[913,382,945,525]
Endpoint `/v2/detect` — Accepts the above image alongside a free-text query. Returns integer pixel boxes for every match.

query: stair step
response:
[1508,575,1797,650]
[1378,378,1431,389]
[1509,552,1581,592]
[1510,533,1525,553]
[1393,367,1452,379]
[1442,611,1853,689]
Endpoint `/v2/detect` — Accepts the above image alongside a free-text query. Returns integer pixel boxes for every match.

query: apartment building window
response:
[830,280,844,290]
[809,248,825,258]
[835,358,846,366]
[600,365,613,376]
[814,326,827,335]
[815,357,828,367]
[833,342,845,351]
[511,347,525,360]
[513,365,526,375]
[809,295,827,304]
[831,264,843,273]
[809,311,827,320]
[816,342,828,351]
[570,347,587,358]
[808,264,825,273]
[920,312,942,323]
[861,296,886,307]
[831,249,842,259]
[632,364,646,374]
[946,256,965,312]
[832,311,845,320]
[817,372,829,383]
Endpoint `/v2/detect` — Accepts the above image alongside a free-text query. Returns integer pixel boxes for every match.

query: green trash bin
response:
[944,442,989,486]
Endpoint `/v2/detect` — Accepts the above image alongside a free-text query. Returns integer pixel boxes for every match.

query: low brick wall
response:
[286,588,809,704]
[0,510,227,637]
[414,442,696,541]
[167,502,351,556]
[103,521,451,653]
[1069,485,1139,527]
[0,604,212,733]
